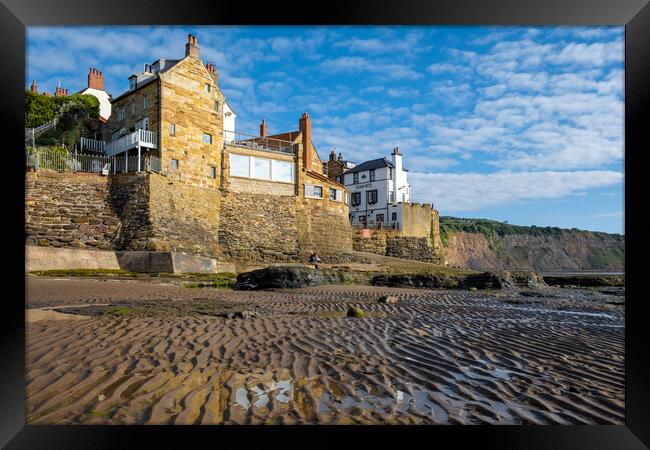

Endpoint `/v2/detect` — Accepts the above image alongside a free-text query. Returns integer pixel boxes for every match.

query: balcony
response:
[224,130,294,156]
[105,129,158,157]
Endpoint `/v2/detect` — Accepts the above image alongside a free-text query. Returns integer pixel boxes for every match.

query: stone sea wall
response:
[296,196,353,257]
[352,228,436,262]
[147,172,222,257]
[25,171,122,250]
[218,191,300,262]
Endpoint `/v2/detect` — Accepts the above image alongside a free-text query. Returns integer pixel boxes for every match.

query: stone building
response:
[26,34,352,265]
[324,146,443,262]
[332,146,413,229]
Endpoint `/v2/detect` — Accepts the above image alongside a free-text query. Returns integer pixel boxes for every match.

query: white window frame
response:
[230,154,250,178]
[304,184,323,199]
[271,159,293,183]
[169,123,176,136]
[252,157,272,180]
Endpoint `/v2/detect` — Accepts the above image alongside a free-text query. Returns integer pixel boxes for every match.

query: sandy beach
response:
[25,276,624,425]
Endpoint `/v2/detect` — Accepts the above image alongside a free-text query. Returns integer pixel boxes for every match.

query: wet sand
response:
[25,277,624,425]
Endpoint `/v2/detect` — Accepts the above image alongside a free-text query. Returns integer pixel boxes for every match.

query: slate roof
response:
[110,59,181,103]
[347,157,409,173]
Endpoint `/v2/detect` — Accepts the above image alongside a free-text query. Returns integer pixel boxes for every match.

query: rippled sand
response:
[25,278,624,425]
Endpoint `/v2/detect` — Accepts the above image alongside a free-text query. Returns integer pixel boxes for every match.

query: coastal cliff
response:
[439,217,624,272]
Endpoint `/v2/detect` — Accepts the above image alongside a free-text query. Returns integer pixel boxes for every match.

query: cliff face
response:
[440,221,624,272]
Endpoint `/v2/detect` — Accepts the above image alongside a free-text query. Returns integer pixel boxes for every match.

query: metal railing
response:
[352,221,400,230]
[25,118,58,147]
[224,130,294,155]
[26,148,161,174]
[105,129,158,157]
[79,137,105,153]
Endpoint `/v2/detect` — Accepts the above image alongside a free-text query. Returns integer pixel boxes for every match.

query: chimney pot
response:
[185,34,200,58]
[260,119,268,137]
[88,66,105,91]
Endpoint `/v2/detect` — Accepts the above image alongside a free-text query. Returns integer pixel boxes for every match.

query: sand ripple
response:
[26,279,624,425]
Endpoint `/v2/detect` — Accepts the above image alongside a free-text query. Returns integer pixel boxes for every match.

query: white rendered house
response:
[343,146,412,228]
[77,68,112,121]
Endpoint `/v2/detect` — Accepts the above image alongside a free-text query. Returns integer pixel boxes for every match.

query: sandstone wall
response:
[352,228,434,261]
[108,173,152,250]
[296,196,352,256]
[386,236,435,261]
[108,81,160,144]
[219,192,300,262]
[25,171,122,250]
[159,57,224,188]
[147,172,222,257]
[401,203,434,238]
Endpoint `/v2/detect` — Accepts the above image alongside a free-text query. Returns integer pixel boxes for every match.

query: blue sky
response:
[26,26,624,234]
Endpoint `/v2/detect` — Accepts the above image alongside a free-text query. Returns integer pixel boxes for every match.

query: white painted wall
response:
[224,101,236,141]
[79,87,112,120]
[343,154,412,228]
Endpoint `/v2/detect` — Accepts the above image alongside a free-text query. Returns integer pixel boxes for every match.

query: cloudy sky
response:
[26,26,624,234]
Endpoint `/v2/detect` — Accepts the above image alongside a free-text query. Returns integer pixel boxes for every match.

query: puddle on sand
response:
[233,376,293,410]
[230,371,515,424]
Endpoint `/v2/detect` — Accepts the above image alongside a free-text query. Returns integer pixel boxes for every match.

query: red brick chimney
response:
[88,68,104,91]
[299,112,312,169]
[54,86,68,97]
[205,62,218,83]
[185,34,199,58]
[30,80,38,94]
[260,119,267,137]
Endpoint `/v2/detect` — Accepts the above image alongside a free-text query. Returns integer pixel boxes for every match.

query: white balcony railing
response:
[79,137,105,153]
[224,130,294,155]
[105,129,157,157]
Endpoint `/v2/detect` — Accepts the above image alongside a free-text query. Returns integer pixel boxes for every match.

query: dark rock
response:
[224,309,261,319]
[378,295,398,304]
[543,275,624,287]
[461,271,545,290]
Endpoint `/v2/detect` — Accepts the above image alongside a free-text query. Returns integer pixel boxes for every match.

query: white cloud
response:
[320,57,422,80]
[409,170,623,212]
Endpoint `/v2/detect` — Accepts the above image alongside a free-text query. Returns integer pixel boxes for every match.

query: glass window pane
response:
[253,158,271,180]
[230,154,249,177]
[273,160,293,182]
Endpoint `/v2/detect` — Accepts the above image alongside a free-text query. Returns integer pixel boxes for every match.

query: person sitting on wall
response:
[309,253,323,264]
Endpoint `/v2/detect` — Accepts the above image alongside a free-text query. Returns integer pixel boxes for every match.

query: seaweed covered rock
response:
[347,307,366,318]
[462,271,545,290]
[462,271,516,289]
[542,274,624,287]
[371,274,462,289]
[234,266,339,290]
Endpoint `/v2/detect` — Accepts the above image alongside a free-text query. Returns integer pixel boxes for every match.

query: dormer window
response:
[129,76,136,91]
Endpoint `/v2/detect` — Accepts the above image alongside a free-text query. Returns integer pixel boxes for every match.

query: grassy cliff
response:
[439,217,624,272]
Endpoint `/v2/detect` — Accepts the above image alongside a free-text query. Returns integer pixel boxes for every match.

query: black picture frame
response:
[1,0,648,448]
